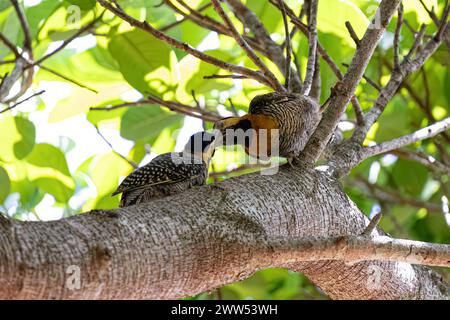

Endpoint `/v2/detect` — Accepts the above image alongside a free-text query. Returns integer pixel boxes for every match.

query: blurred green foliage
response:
[0,0,448,300]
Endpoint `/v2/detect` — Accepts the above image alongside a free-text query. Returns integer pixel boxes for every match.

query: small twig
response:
[11,0,32,55]
[418,0,440,26]
[203,74,247,79]
[362,212,382,237]
[228,98,239,117]
[309,52,321,101]
[91,95,220,122]
[90,100,149,111]
[390,149,450,176]
[277,0,291,91]
[0,72,8,91]
[435,0,450,41]
[39,65,98,93]
[345,21,360,47]
[301,0,318,96]
[0,33,21,57]
[360,117,450,161]
[349,175,443,213]
[342,63,381,91]
[93,124,138,169]
[393,3,403,69]
[30,12,104,67]
[160,3,212,32]
[404,24,426,61]
[0,90,45,114]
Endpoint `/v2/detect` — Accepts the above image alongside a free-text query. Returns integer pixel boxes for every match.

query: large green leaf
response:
[392,159,428,197]
[120,105,182,141]
[0,116,36,162]
[0,166,10,203]
[108,29,172,93]
[25,143,75,202]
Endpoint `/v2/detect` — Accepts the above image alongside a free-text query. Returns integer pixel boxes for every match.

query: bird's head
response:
[183,131,219,163]
[213,114,278,159]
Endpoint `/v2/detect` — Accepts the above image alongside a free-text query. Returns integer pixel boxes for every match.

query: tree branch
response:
[359,117,450,161]
[90,95,220,122]
[277,0,291,91]
[97,0,278,90]
[0,167,448,299]
[301,0,402,164]
[227,0,302,92]
[354,9,449,143]
[272,234,450,268]
[301,0,318,96]
[393,3,403,69]
[211,0,285,92]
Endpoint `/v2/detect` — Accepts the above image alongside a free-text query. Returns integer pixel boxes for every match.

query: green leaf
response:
[25,144,75,202]
[108,29,172,93]
[392,159,428,196]
[0,166,10,203]
[0,116,36,162]
[120,105,182,141]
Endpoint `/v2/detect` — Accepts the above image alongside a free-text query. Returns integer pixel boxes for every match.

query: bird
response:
[112,131,218,207]
[214,92,321,163]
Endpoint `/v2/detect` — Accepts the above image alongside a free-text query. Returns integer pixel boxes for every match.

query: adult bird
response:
[214,92,321,163]
[112,131,218,207]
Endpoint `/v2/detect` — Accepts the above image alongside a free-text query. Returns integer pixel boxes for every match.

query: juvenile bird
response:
[112,131,217,207]
[214,92,321,162]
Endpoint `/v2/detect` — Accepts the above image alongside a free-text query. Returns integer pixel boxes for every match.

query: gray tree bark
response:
[0,166,448,299]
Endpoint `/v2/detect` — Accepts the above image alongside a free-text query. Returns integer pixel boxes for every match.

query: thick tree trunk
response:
[0,166,448,299]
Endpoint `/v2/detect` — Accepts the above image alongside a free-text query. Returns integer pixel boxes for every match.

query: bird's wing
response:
[111,153,204,196]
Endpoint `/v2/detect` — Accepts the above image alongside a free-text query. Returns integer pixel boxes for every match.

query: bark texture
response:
[0,166,448,299]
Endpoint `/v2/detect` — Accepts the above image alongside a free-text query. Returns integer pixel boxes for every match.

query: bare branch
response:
[11,0,32,55]
[342,62,381,91]
[345,21,360,47]
[277,0,291,91]
[393,3,403,69]
[349,175,443,213]
[301,0,318,96]
[362,212,382,237]
[0,33,21,57]
[359,117,450,162]
[30,13,104,67]
[435,0,450,41]
[391,149,450,176]
[93,124,138,169]
[98,0,277,90]
[354,20,449,143]
[39,65,98,93]
[301,0,403,164]
[90,95,220,122]
[0,90,45,114]
[271,234,450,268]
[309,52,321,102]
[159,3,212,32]
[229,0,303,92]
[164,0,229,35]
[418,0,440,26]
[211,0,285,92]
[404,24,426,62]
[203,74,247,79]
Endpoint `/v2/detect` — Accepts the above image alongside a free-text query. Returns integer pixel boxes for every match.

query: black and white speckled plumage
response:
[249,92,321,158]
[112,131,217,207]
[112,152,208,207]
